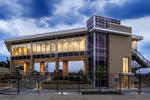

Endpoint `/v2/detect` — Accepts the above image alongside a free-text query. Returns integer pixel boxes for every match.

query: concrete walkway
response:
[0,94,150,100]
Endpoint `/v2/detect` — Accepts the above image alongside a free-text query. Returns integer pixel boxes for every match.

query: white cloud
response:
[0,40,9,56]
[122,16,150,59]
[54,0,83,15]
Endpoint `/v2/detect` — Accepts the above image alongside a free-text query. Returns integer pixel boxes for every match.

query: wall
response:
[108,34,132,73]
[0,67,9,73]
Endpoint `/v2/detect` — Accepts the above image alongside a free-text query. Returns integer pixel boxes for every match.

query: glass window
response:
[27,43,31,55]
[14,45,19,56]
[32,42,36,54]
[57,39,62,52]
[46,41,50,53]
[42,42,46,53]
[18,44,22,56]
[73,37,79,51]
[23,43,27,55]
[132,41,137,50]
[36,42,41,54]
[67,38,73,51]
[123,57,129,73]
[63,39,67,52]
[50,40,56,52]
[80,37,85,51]
[11,45,15,56]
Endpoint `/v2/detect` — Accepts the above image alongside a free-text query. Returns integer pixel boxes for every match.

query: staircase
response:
[132,50,150,68]
[132,50,150,87]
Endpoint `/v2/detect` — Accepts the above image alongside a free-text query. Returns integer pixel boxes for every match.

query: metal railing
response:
[1,71,150,95]
[132,49,150,67]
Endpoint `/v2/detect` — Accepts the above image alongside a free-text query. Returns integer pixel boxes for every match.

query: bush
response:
[53,77,57,80]
[59,76,63,80]
[75,77,80,82]
[64,76,68,80]
[69,76,74,81]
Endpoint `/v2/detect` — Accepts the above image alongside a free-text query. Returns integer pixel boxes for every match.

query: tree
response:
[95,65,106,76]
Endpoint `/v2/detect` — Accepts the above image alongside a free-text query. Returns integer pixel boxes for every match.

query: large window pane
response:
[11,45,15,56]
[18,44,22,56]
[15,45,19,56]
[80,37,85,51]
[42,42,46,53]
[51,40,56,52]
[63,39,67,52]
[23,43,27,55]
[46,41,50,53]
[32,43,36,54]
[27,43,31,55]
[57,40,62,52]
[73,37,79,51]
[67,38,73,51]
[37,42,41,54]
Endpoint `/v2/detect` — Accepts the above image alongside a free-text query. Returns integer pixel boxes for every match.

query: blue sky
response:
[0,0,150,61]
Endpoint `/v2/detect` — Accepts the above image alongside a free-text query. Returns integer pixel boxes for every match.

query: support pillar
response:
[24,62,30,73]
[40,62,45,73]
[55,58,59,73]
[63,60,68,76]
[83,59,87,75]
[10,60,15,72]
[31,60,34,72]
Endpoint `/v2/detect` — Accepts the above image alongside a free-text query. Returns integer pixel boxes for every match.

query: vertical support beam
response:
[55,38,59,73]
[31,60,34,72]
[93,32,96,87]
[24,62,30,73]
[10,60,15,72]
[55,57,59,73]
[40,62,45,73]
[83,59,87,75]
[63,60,68,76]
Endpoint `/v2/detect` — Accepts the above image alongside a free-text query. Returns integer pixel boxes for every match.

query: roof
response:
[132,35,143,41]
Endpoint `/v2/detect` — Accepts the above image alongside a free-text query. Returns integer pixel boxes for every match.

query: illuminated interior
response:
[11,36,85,56]
[123,57,129,73]
[132,40,137,50]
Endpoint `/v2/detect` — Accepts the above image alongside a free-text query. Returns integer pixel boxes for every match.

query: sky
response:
[0,0,150,71]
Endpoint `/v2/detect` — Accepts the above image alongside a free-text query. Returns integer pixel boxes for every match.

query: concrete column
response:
[40,62,45,73]
[63,60,68,76]
[24,62,30,73]
[10,60,15,72]
[31,60,34,72]
[83,59,87,75]
[55,58,59,73]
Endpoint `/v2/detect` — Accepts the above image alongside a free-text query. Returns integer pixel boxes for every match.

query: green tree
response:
[95,65,106,76]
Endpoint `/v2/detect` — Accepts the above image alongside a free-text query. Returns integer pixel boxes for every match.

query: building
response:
[4,15,145,88]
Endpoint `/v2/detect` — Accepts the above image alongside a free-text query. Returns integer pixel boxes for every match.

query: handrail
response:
[132,49,150,67]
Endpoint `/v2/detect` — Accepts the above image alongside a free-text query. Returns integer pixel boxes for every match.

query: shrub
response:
[69,76,74,81]
[64,76,68,80]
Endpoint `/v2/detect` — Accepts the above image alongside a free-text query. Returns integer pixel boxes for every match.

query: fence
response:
[0,71,149,95]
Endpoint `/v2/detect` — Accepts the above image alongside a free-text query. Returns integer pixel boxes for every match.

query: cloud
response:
[0,40,9,56]
[17,0,61,19]
[122,16,150,59]
[104,0,150,19]
[0,0,22,20]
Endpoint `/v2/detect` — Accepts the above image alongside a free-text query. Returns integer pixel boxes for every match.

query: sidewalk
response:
[0,94,150,100]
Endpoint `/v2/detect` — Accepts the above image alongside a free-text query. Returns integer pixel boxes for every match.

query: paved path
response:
[0,94,150,100]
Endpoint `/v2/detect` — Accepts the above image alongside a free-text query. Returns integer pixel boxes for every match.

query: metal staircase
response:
[132,50,150,68]
[132,50,150,87]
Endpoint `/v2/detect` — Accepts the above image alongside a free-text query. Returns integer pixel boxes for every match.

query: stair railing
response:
[132,49,150,67]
